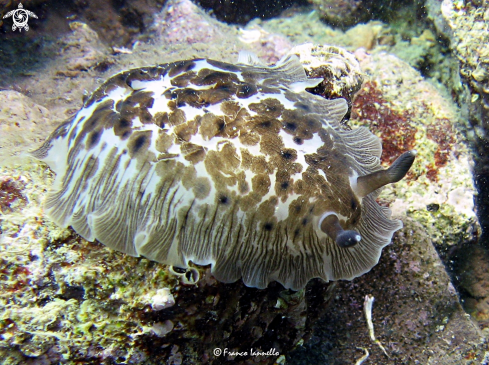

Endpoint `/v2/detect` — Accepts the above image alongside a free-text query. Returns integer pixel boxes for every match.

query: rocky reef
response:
[0,0,488,364]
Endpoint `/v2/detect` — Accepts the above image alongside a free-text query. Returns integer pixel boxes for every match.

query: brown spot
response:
[288,198,307,220]
[250,155,271,174]
[86,129,102,149]
[199,84,234,106]
[251,174,271,197]
[154,112,169,129]
[248,115,282,136]
[280,149,297,161]
[168,60,196,78]
[174,117,199,142]
[257,197,279,223]
[127,130,152,158]
[281,109,321,141]
[221,101,241,116]
[220,143,240,171]
[200,113,225,140]
[192,69,240,86]
[240,149,253,170]
[236,83,258,98]
[193,177,211,199]
[239,192,262,211]
[176,89,204,109]
[204,148,239,190]
[249,98,284,118]
[169,109,186,126]
[259,133,284,157]
[171,71,197,88]
[275,170,292,201]
[181,142,206,164]
[206,59,240,72]
[237,171,250,194]
[157,152,179,160]
[114,117,132,139]
[82,99,115,134]
[126,90,154,108]
[239,131,260,146]
[155,130,174,153]
[154,160,186,187]
[182,165,197,190]
[139,109,153,124]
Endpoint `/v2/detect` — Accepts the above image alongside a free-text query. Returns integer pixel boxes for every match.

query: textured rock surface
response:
[288,43,364,106]
[0,91,53,165]
[427,0,489,244]
[307,0,370,27]
[426,0,489,324]
[0,0,167,46]
[288,218,487,364]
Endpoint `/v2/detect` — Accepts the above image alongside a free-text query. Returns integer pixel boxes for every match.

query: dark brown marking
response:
[249,98,284,118]
[171,71,197,88]
[86,130,102,149]
[206,59,241,72]
[236,83,258,99]
[154,112,169,129]
[114,117,132,138]
[168,60,197,78]
[169,109,186,126]
[127,130,152,158]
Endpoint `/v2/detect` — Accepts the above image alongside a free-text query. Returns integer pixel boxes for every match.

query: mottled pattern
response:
[32,54,400,290]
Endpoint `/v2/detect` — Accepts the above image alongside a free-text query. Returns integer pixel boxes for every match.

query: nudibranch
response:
[32,51,415,290]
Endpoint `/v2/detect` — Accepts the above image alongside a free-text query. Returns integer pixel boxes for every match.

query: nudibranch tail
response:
[354,150,417,198]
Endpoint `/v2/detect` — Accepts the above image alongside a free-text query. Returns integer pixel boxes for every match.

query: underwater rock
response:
[153,0,234,46]
[196,0,297,25]
[60,21,112,73]
[307,0,370,28]
[239,24,293,63]
[288,218,487,364]
[0,91,54,165]
[287,43,364,105]
[350,50,479,248]
[426,0,489,323]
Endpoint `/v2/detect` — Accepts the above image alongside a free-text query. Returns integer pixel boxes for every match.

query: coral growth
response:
[0,176,26,214]
[351,81,417,165]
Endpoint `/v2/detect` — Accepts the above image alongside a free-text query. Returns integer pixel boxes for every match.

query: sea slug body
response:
[32,51,415,290]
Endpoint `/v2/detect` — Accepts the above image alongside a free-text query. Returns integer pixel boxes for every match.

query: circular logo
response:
[3,3,38,32]
[213,348,222,356]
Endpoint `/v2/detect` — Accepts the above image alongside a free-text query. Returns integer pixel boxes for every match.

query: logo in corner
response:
[3,3,38,32]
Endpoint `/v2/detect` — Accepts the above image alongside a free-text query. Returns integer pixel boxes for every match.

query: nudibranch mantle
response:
[32,51,415,290]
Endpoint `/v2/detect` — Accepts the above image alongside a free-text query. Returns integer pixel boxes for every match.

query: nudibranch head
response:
[32,50,415,290]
